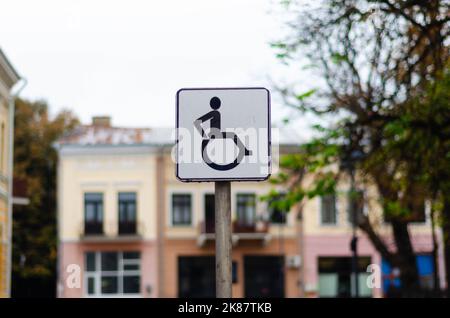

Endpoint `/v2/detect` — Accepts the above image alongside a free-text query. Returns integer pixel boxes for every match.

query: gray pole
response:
[349,169,359,298]
[215,181,232,298]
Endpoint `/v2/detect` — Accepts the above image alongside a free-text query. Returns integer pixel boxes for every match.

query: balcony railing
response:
[199,220,269,234]
[197,219,271,247]
[79,221,144,241]
[84,221,103,235]
[233,221,269,233]
[118,221,137,235]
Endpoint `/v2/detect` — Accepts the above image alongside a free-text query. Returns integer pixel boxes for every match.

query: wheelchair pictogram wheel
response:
[201,132,251,171]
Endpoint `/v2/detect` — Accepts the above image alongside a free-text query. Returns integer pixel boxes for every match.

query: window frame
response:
[118,192,138,234]
[203,192,215,233]
[319,194,338,226]
[84,251,141,298]
[170,193,193,226]
[347,189,371,226]
[408,199,429,225]
[118,192,137,222]
[236,193,257,226]
[381,198,429,226]
[268,192,288,226]
[84,192,104,234]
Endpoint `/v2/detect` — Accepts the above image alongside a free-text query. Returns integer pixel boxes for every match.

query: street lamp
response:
[341,147,365,298]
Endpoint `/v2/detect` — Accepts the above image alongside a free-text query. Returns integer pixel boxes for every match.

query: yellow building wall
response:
[301,174,433,237]
[0,96,9,177]
[58,152,158,241]
[163,154,298,239]
[160,152,302,297]
[0,83,10,298]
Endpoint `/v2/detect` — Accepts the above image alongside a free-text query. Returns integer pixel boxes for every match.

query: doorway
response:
[244,255,285,297]
[178,256,215,297]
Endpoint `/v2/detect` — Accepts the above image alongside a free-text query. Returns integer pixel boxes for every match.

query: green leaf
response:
[296,89,316,101]
[330,53,348,65]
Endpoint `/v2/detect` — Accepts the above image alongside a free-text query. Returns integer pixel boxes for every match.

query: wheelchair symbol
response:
[194,97,252,171]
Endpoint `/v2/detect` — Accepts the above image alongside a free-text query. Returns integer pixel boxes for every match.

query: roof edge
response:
[0,48,20,85]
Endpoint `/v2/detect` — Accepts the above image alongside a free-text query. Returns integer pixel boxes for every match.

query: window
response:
[204,194,215,233]
[172,194,192,226]
[348,190,365,225]
[269,193,287,225]
[236,193,256,226]
[178,256,215,297]
[85,251,141,297]
[320,194,337,225]
[232,261,238,284]
[383,198,426,223]
[409,199,427,223]
[318,257,372,298]
[84,193,103,234]
[118,192,137,234]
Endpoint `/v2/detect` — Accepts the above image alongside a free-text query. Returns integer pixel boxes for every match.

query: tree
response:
[271,0,449,296]
[397,68,450,296]
[12,98,78,297]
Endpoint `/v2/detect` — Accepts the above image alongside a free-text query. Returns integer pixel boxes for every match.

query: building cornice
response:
[57,144,172,157]
[0,48,20,87]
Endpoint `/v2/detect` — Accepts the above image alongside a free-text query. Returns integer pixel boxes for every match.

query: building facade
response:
[300,178,446,297]
[57,117,445,298]
[56,118,302,297]
[0,48,20,298]
[56,118,168,297]
[158,147,302,297]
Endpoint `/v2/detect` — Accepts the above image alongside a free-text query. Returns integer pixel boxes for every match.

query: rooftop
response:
[0,47,21,89]
[57,125,173,147]
[56,116,304,148]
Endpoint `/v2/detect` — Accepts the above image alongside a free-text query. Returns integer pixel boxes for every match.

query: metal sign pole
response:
[215,181,232,298]
[176,87,270,298]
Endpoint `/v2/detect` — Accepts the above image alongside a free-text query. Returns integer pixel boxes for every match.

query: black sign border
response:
[175,87,271,182]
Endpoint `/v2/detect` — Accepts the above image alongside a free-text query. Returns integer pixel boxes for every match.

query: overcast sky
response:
[1,0,314,132]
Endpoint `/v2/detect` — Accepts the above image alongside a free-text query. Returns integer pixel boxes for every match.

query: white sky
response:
[0,0,315,134]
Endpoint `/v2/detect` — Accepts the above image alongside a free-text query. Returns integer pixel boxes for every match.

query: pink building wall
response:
[58,241,158,298]
[303,233,445,298]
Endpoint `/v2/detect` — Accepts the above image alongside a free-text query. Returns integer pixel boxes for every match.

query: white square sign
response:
[176,87,271,182]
